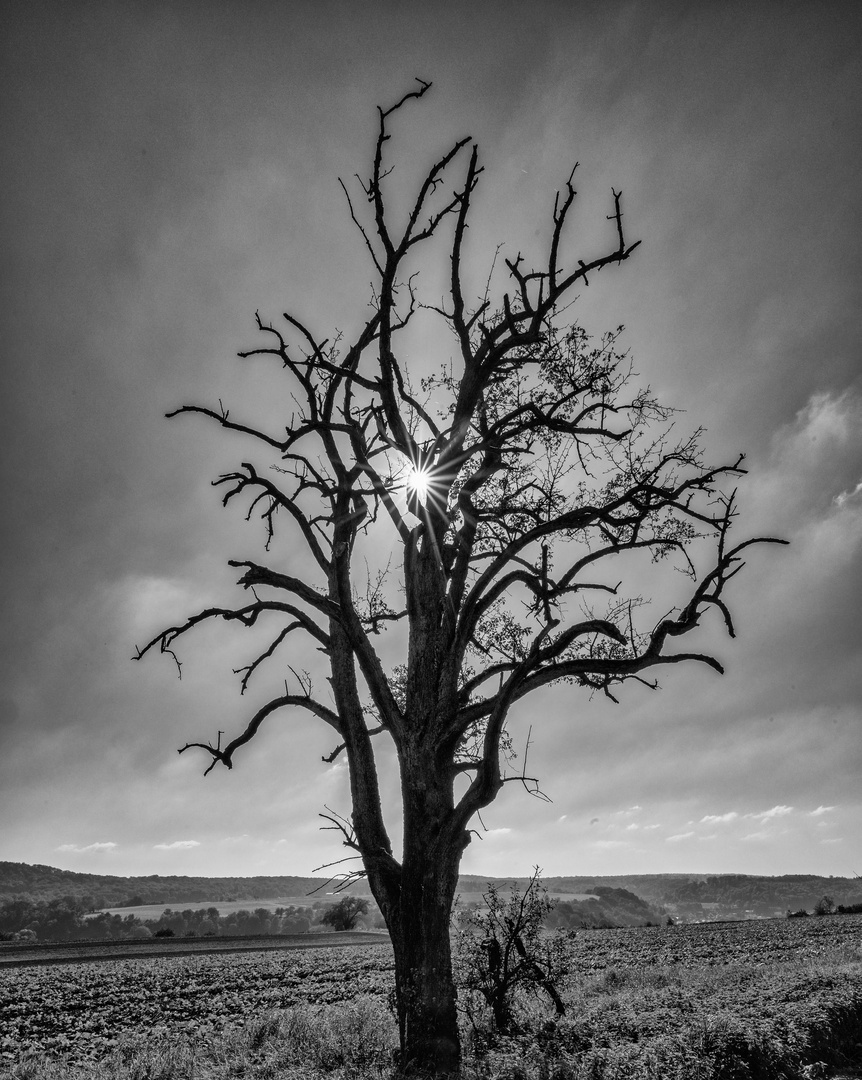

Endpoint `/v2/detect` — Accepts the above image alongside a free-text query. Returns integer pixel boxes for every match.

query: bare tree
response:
[136,81,785,1074]
[456,869,566,1037]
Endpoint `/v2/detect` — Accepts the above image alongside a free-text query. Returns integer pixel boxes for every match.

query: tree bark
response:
[381,741,465,1076]
[391,849,462,1074]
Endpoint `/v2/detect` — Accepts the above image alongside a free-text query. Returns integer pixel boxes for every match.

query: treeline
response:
[653,874,862,914]
[786,895,862,918]
[0,897,383,943]
[465,873,862,916]
[0,863,348,908]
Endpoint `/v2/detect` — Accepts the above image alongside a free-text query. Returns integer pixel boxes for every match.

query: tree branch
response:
[179,692,341,776]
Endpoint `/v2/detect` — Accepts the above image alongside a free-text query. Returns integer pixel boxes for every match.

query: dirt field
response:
[0,930,390,968]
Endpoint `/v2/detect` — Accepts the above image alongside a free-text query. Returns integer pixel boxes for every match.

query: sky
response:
[1,0,860,883]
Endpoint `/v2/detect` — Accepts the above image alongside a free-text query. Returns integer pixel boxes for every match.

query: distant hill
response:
[570,873,862,918]
[0,863,344,907]
[548,886,667,929]
[458,873,862,919]
[2,863,860,921]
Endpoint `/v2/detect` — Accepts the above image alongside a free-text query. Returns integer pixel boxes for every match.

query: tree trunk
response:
[391,846,462,1075]
[376,734,466,1076]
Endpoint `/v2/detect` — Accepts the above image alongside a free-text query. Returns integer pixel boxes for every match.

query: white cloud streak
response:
[56,842,118,854]
[746,806,793,821]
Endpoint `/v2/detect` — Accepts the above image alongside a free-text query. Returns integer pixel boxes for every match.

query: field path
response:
[0,931,390,969]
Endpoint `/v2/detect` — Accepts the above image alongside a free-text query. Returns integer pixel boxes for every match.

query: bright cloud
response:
[56,842,117,854]
[115,575,201,639]
[746,805,793,821]
[744,390,862,538]
[795,392,856,443]
[700,812,739,824]
[666,832,695,843]
[153,840,200,850]
[834,480,862,508]
[809,806,835,817]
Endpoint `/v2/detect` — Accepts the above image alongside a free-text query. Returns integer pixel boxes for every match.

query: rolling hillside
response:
[0,863,336,907]
[2,863,860,922]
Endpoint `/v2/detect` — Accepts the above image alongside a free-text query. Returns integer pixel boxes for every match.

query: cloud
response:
[56,842,117,854]
[746,805,793,821]
[834,480,862,508]
[740,388,862,574]
[153,840,200,850]
[770,393,862,509]
[742,831,771,842]
[700,812,739,824]
[666,832,695,843]
[820,837,843,845]
[809,806,835,817]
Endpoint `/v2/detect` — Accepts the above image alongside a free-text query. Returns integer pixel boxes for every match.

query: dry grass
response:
[1,997,395,1080]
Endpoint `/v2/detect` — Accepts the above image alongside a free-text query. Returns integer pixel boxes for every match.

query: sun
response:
[407,464,431,505]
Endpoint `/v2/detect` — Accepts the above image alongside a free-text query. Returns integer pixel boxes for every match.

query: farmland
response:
[1,915,861,1078]
[0,930,389,969]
